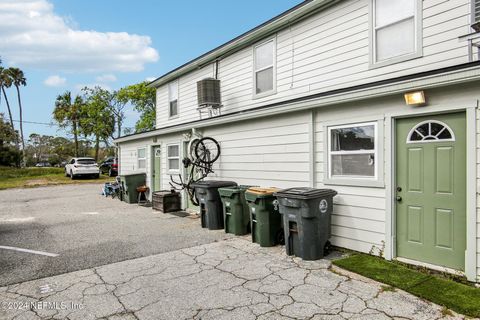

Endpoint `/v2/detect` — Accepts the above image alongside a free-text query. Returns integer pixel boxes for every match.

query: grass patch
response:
[333,254,480,317]
[0,166,111,190]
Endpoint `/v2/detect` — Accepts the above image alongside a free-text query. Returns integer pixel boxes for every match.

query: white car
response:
[65,157,100,179]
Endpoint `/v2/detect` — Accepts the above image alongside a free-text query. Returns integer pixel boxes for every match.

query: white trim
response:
[465,105,477,282]
[369,0,423,68]
[309,110,315,188]
[166,143,181,174]
[324,120,385,188]
[388,106,477,282]
[115,66,480,144]
[406,120,456,143]
[252,37,277,99]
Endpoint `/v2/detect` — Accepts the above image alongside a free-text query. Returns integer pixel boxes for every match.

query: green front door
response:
[396,112,466,270]
[152,146,161,192]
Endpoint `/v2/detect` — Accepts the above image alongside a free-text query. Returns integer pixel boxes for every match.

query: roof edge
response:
[147,0,338,89]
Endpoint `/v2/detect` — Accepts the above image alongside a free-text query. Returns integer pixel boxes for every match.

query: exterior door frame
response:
[385,105,477,281]
[151,144,162,193]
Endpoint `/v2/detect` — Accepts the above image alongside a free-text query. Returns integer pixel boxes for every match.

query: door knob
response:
[396,196,402,202]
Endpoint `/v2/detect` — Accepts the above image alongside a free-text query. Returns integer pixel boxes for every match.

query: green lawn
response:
[333,254,480,318]
[0,166,112,190]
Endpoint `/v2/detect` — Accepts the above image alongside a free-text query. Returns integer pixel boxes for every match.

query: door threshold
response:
[395,257,465,277]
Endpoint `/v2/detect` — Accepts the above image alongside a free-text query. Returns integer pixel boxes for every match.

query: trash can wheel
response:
[323,240,332,256]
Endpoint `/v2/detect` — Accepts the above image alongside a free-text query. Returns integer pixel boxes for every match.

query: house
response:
[115,0,480,282]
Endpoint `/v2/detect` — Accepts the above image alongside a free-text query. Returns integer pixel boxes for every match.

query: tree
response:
[0,113,21,166]
[6,67,26,162]
[116,81,156,132]
[80,87,115,161]
[0,66,16,146]
[53,91,83,157]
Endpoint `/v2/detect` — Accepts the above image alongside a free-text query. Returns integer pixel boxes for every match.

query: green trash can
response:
[219,185,256,236]
[245,187,284,247]
[119,173,146,204]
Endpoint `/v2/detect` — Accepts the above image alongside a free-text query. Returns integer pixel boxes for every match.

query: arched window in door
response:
[406,120,455,143]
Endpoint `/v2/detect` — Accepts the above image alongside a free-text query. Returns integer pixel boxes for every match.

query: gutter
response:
[116,62,480,144]
[147,0,339,89]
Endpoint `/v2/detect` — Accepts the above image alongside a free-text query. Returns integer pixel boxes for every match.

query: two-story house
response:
[115,0,480,282]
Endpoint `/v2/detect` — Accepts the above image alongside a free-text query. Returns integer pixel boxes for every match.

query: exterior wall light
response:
[404,91,426,106]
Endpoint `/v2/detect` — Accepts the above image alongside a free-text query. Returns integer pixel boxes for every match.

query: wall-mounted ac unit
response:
[473,0,480,32]
[197,78,221,107]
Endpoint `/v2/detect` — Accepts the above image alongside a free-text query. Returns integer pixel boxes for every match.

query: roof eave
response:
[147,0,338,89]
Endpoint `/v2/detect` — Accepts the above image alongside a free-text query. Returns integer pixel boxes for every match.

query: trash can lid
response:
[218,185,257,194]
[246,187,280,197]
[191,180,237,189]
[274,187,337,200]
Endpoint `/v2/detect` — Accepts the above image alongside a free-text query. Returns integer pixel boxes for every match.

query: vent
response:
[473,0,480,32]
[197,78,221,107]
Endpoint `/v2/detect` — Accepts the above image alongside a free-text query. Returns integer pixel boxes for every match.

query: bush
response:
[0,146,21,167]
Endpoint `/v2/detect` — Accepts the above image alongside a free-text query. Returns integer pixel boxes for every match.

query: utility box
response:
[191,180,237,230]
[245,187,283,247]
[119,173,146,204]
[152,190,181,213]
[219,185,256,235]
[275,188,337,260]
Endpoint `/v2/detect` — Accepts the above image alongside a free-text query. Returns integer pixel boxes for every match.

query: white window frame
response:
[167,143,180,174]
[324,119,384,188]
[168,80,179,119]
[252,37,277,99]
[369,0,423,68]
[137,147,146,170]
[472,0,480,27]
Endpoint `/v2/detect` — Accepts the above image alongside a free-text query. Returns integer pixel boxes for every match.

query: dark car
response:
[99,157,118,177]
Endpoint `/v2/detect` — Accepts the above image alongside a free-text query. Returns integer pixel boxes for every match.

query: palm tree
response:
[53,91,83,157]
[0,67,16,145]
[7,68,26,160]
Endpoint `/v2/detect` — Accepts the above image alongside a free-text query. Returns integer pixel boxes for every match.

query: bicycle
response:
[169,136,221,206]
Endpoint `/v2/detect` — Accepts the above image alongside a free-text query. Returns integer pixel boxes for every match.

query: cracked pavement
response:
[0,238,469,320]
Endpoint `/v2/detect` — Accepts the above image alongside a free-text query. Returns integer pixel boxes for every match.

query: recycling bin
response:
[118,173,146,204]
[191,180,237,230]
[245,187,283,247]
[219,185,256,235]
[274,187,337,260]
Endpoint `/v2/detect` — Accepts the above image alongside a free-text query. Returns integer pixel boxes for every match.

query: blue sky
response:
[0,0,302,139]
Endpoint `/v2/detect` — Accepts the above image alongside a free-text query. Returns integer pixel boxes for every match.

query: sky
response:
[0,0,302,140]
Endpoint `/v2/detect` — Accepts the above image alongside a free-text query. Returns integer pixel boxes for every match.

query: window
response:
[168,81,178,118]
[137,148,146,169]
[407,120,455,143]
[472,0,480,31]
[253,39,276,96]
[328,122,377,179]
[167,144,180,172]
[372,0,420,64]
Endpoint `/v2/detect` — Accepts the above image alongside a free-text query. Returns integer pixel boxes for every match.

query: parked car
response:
[99,157,118,177]
[35,162,51,167]
[64,157,100,179]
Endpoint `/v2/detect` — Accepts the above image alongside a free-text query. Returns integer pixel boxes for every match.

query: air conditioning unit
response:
[197,78,221,107]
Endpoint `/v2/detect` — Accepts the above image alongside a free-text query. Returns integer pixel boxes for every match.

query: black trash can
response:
[191,180,237,230]
[274,187,337,260]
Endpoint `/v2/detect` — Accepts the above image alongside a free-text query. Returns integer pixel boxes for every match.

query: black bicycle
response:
[169,136,220,205]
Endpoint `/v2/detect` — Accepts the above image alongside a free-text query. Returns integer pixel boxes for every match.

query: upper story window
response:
[253,38,276,97]
[137,147,146,169]
[168,81,178,118]
[472,0,480,31]
[371,0,422,66]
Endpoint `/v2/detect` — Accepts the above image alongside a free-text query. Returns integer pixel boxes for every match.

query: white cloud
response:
[43,75,66,87]
[145,77,156,82]
[0,0,159,73]
[96,74,117,82]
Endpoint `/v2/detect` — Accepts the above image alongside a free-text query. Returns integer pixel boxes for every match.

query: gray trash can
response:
[191,180,237,230]
[274,187,337,260]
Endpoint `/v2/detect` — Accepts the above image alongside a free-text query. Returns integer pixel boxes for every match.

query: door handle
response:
[396,196,402,202]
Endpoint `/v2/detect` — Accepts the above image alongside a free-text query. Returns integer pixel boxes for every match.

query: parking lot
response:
[0,184,231,286]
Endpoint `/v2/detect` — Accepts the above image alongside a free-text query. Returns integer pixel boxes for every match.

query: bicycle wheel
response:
[187,138,200,160]
[195,137,220,164]
[188,187,199,206]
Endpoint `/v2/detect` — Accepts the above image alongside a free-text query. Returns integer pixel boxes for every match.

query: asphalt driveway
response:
[0,184,231,286]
